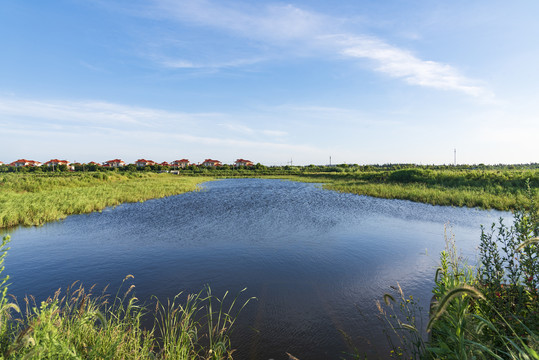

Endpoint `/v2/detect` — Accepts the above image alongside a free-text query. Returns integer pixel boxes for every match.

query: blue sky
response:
[1,0,538,165]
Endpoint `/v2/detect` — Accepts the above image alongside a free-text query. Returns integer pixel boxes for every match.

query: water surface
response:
[4,179,510,359]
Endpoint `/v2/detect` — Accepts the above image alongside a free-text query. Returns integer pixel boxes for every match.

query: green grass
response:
[274,170,539,211]
[374,193,539,359]
[0,235,253,359]
[0,173,213,229]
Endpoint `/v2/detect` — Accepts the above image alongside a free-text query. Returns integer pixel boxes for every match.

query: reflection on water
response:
[4,179,510,359]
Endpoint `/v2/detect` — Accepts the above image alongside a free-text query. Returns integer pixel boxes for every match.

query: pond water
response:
[3,179,511,359]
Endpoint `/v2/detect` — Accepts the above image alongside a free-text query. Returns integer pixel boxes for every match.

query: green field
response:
[268,167,539,210]
[0,172,212,229]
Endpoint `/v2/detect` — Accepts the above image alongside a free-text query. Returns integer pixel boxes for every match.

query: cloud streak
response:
[0,96,304,162]
[151,0,491,99]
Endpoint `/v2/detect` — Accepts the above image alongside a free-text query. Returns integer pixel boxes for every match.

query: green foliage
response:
[0,173,212,229]
[375,189,539,359]
[426,190,539,359]
[0,236,19,355]
[0,266,252,359]
[376,284,426,359]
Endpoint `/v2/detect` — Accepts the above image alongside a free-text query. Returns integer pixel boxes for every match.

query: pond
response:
[3,179,510,359]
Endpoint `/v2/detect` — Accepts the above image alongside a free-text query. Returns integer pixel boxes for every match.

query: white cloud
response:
[149,0,491,99]
[154,0,327,43]
[261,129,287,137]
[0,97,218,129]
[160,56,265,69]
[220,122,287,138]
[0,96,304,163]
[336,35,490,98]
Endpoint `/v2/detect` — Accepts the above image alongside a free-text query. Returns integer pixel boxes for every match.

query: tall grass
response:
[374,189,539,359]
[276,171,538,211]
[0,235,253,359]
[0,173,213,229]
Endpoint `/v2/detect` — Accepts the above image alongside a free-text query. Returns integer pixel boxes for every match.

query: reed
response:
[0,173,213,229]
[373,191,539,359]
[265,167,538,211]
[0,235,251,359]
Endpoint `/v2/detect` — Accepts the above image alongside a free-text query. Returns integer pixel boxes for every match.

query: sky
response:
[1,0,538,166]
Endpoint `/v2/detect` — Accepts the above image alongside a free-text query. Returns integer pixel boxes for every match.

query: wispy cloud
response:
[334,35,489,98]
[0,96,303,162]
[219,122,287,138]
[160,56,266,69]
[0,97,218,129]
[149,0,491,99]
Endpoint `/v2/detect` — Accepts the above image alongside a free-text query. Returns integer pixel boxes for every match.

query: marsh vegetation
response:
[0,173,212,228]
[377,189,539,359]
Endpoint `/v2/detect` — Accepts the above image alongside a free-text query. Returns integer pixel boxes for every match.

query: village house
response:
[88,161,101,166]
[44,159,70,167]
[9,159,42,167]
[160,161,170,167]
[44,159,73,170]
[135,159,156,167]
[235,159,254,167]
[171,159,190,169]
[103,159,125,167]
[0,162,3,166]
[202,159,222,167]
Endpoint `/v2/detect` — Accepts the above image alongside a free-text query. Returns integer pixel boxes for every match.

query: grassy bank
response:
[0,173,213,229]
[375,192,539,359]
[275,168,539,211]
[0,236,251,359]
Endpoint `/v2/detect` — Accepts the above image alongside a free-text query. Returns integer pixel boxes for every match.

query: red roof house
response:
[202,159,222,167]
[9,159,42,167]
[103,159,125,167]
[235,159,254,167]
[44,159,70,167]
[171,159,190,168]
[135,159,156,167]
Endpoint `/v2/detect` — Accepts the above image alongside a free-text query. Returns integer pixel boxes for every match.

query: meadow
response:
[303,168,538,210]
[0,172,212,229]
[173,164,539,210]
[264,167,537,211]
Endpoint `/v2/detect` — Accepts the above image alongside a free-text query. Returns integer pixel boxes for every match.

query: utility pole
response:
[454,148,457,166]
[329,156,332,166]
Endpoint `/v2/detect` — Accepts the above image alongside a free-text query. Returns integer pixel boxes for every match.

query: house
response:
[235,159,254,167]
[103,159,125,167]
[9,159,42,167]
[44,159,70,167]
[202,159,222,167]
[135,159,156,167]
[0,162,3,166]
[171,159,190,169]
[160,161,171,167]
[88,162,101,166]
